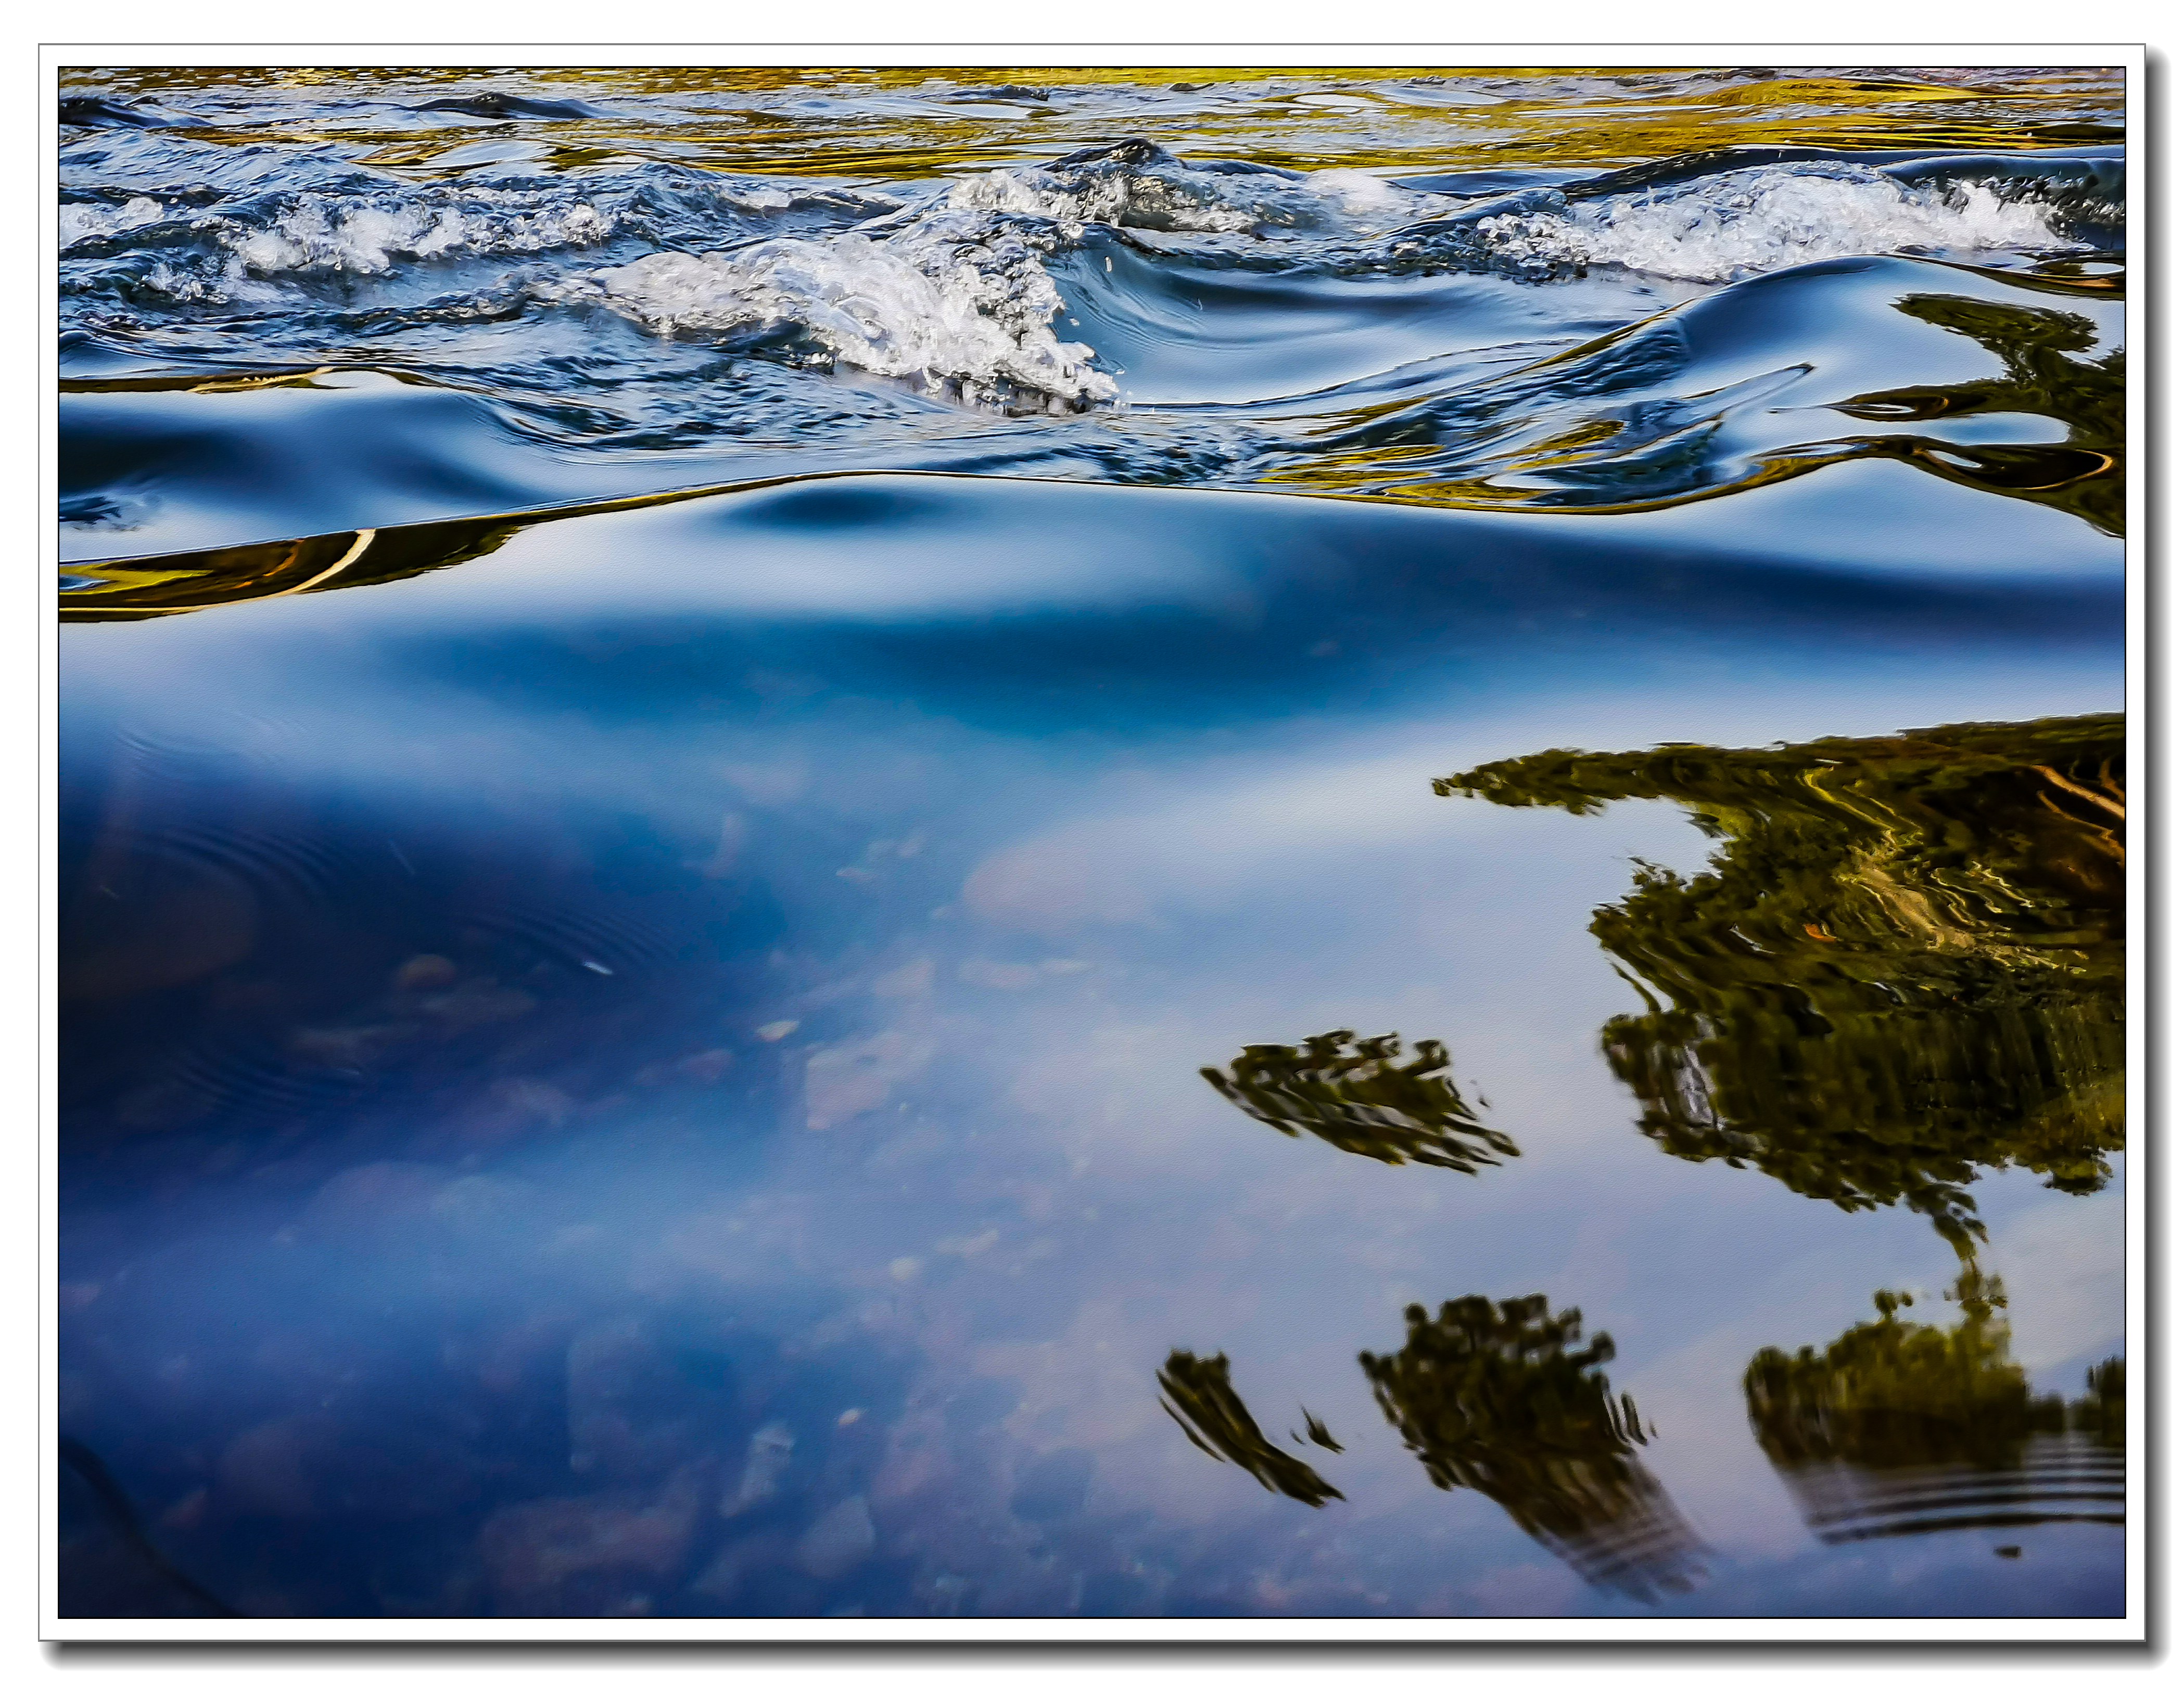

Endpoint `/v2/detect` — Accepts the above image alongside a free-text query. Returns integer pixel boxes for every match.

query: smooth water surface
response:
[58,66,2127,1622]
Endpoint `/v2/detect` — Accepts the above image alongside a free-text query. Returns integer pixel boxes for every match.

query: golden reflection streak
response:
[263,527,376,597]
[66,67,2122,181]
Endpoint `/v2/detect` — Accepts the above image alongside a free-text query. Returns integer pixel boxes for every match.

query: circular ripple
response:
[453,895,691,980]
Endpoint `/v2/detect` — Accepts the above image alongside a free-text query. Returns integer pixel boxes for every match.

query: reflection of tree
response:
[1201,1031,1516,1174]
[1360,1295,1706,1600]
[1745,1274,2126,1542]
[1748,1270,2031,1471]
[1437,713,2124,1255]
[1253,277,2123,537]
[2067,1356,2125,1449]
[56,475,766,621]
[1825,293,2124,536]
[1158,1351,1343,1507]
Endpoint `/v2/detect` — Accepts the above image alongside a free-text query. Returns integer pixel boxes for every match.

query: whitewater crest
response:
[225,190,621,277]
[58,132,2115,422]
[59,195,166,247]
[61,182,630,305]
[545,210,1118,413]
[1461,161,2074,283]
[56,165,874,303]
[947,139,1424,239]
[539,143,1437,410]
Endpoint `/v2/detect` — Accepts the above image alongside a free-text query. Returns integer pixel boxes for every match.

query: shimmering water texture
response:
[58,67,2127,1622]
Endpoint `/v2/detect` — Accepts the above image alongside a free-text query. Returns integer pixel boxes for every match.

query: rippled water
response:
[58,66,2128,1622]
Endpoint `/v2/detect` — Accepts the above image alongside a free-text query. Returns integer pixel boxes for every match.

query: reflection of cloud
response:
[804,1030,931,1130]
[476,1463,710,1616]
[956,725,1524,935]
[688,811,747,877]
[794,1495,876,1579]
[873,956,934,998]
[718,759,809,807]
[962,839,1153,934]
[1464,1560,1587,1616]
[1985,1196,2127,1375]
[66,550,2135,1622]
[958,957,1042,989]
[974,1300,1180,1462]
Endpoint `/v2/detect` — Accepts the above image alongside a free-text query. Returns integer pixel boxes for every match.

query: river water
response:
[57,66,2127,1621]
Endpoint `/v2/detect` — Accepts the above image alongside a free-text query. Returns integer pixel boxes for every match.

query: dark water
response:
[58,67,2127,1621]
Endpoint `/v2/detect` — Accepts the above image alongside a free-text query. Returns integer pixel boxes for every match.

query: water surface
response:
[58,65,2127,1622]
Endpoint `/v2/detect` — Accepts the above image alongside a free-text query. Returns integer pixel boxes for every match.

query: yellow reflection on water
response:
[64,66,2124,181]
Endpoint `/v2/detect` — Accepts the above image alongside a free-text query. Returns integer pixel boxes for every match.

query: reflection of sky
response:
[58,477,2125,1618]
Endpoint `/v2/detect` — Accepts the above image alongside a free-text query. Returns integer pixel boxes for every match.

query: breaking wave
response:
[542,219,1115,413]
[946,138,1424,238]
[534,144,1439,411]
[60,138,2116,418]
[1458,160,2080,283]
[224,192,621,276]
[59,126,2125,550]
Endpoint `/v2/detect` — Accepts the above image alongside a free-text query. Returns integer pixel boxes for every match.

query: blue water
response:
[57,67,2127,1621]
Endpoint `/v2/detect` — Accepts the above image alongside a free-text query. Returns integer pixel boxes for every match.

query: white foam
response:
[60,195,164,247]
[139,260,217,302]
[548,224,1116,411]
[1297,169,1418,221]
[721,185,796,214]
[946,151,1423,239]
[1471,164,2069,283]
[226,192,618,277]
[947,164,1260,236]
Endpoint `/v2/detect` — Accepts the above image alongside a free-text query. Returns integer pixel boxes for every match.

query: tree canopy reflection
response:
[1748,1270,2034,1471]
[1437,713,2124,1254]
[1360,1294,1706,1600]
[1250,275,2122,535]
[1201,1030,1516,1174]
[1745,1272,2125,1543]
[1157,1350,1344,1508]
[1829,291,2124,537]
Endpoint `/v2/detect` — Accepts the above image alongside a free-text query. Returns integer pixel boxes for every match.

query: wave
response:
[59,94,189,130]
[59,195,167,248]
[945,137,1424,238]
[495,143,2105,413]
[1460,161,2074,283]
[64,183,638,290]
[1232,252,2122,528]
[224,192,623,277]
[56,251,2123,566]
[409,91,613,122]
[531,143,1443,411]
[57,133,2126,546]
[543,226,1115,413]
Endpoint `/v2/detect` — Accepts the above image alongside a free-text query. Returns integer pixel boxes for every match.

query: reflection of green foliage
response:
[1829,293,2124,536]
[1746,1270,2038,1470]
[1158,1351,1343,1508]
[1360,1295,1704,1599]
[1201,1031,1517,1173]
[1437,714,2125,1255]
[56,475,762,621]
[2078,1356,2126,1445]
[1255,272,2124,536]
[58,518,526,621]
[1745,1279,2126,1543]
